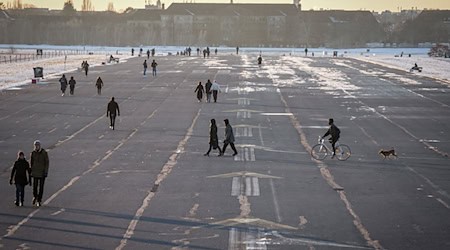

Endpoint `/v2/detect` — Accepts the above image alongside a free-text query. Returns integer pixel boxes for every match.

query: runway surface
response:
[0,54,449,249]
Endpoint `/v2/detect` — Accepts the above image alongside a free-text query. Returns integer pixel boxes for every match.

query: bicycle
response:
[311,136,351,161]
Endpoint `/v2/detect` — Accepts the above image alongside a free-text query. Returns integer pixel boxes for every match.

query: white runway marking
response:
[231,177,260,197]
[234,147,255,162]
[116,110,201,250]
[235,127,253,137]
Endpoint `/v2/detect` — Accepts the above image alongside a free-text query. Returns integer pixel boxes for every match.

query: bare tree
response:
[107,2,115,12]
[81,0,94,11]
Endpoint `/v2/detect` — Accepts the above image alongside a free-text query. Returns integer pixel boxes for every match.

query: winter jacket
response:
[323,124,340,139]
[107,101,120,116]
[205,81,212,93]
[224,124,235,143]
[59,77,68,90]
[30,149,49,178]
[209,124,219,149]
[96,78,104,88]
[69,79,76,88]
[11,158,31,185]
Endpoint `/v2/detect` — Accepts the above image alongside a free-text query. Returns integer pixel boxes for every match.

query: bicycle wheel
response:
[336,144,351,161]
[311,144,328,160]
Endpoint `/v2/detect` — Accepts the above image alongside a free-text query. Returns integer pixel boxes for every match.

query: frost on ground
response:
[0,54,119,90]
[350,55,450,84]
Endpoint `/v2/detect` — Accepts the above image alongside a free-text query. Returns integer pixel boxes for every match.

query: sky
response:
[18,0,450,12]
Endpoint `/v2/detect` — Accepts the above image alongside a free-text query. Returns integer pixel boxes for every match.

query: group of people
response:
[194,79,222,103]
[58,74,77,96]
[9,140,49,207]
[81,61,90,76]
[143,59,158,76]
[204,119,238,157]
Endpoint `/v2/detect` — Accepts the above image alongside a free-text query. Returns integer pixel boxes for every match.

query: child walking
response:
[9,151,31,207]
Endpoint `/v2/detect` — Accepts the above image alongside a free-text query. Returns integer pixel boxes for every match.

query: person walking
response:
[205,79,212,103]
[257,55,263,67]
[107,97,120,130]
[69,76,76,95]
[84,61,89,76]
[194,82,204,102]
[30,140,49,207]
[143,60,148,76]
[146,49,150,59]
[151,59,158,76]
[96,77,104,95]
[59,74,68,96]
[211,80,221,103]
[222,119,238,156]
[10,151,31,207]
[204,119,222,156]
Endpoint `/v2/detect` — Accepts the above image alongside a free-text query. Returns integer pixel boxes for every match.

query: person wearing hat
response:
[221,119,238,156]
[10,151,31,207]
[30,140,49,207]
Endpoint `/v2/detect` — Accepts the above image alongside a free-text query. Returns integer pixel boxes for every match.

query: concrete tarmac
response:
[0,54,449,249]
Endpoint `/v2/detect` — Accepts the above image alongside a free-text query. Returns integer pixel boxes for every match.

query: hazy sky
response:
[21,0,450,12]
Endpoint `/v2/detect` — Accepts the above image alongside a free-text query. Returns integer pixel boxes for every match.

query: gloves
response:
[9,179,13,185]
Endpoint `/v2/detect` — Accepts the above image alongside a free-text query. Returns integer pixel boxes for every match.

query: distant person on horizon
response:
[147,49,150,59]
[59,74,67,96]
[257,55,263,66]
[131,48,135,56]
[107,97,120,130]
[305,47,308,57]
[194,82,204,102]
[69,76,76,95]
[236,46,239,55]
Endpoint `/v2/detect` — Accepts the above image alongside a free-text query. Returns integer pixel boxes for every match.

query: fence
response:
[0,50,101,64]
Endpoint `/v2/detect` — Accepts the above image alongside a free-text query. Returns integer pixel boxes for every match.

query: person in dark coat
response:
[84,61,89,76]
[146,49,150,59]
[131,48,135,56]
[205,79,212,103]
[143,60,148,76]
[59,74,68,96]
[151,60,158,76]
[10,151,31,206]
[222,119,238,156]
[194,82,204,102]
[322,118,340,158]
[30,140,49,207]
[204,119,222,156]
[107,97,120,130]
[69,76,76,95]
[96,77,104,95]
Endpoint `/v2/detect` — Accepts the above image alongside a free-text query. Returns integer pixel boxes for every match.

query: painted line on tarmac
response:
[278,91,383,250]
[1,128,138,240]
[1,106,160,242]
[116,109,201,250]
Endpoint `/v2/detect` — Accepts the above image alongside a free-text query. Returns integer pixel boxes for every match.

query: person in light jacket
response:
[211,80,221,103]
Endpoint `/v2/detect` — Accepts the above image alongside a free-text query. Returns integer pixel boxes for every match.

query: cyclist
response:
[322,118,340,158]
